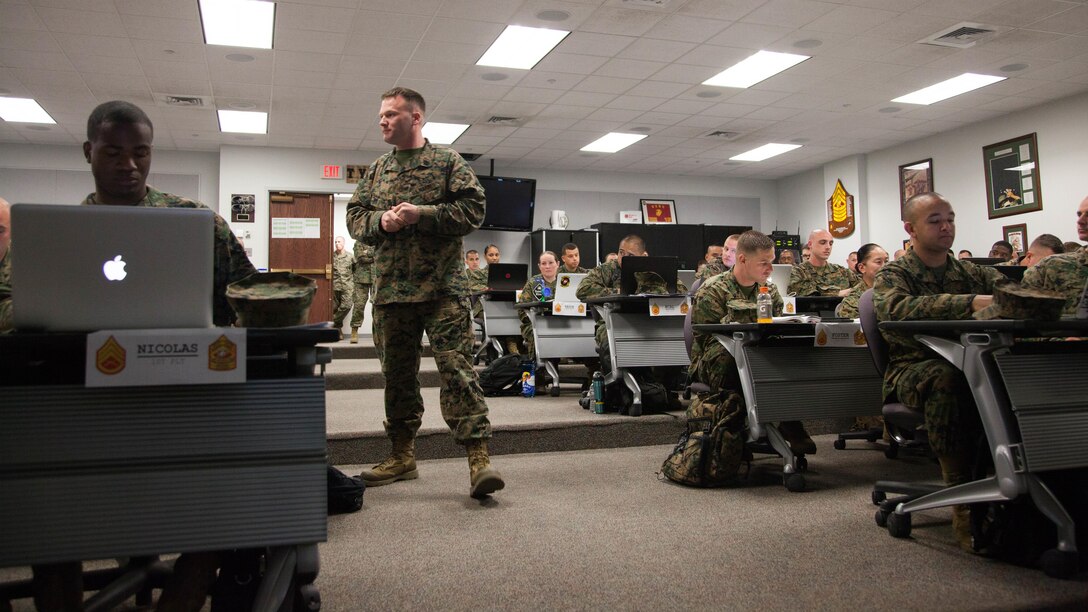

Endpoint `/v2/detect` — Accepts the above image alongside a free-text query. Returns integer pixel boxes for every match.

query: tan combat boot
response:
[939,451,976,553]
[350,327,359,344]
[360,435,418,486]
[467,439,505,499]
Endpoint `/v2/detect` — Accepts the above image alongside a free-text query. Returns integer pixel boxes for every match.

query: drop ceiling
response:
[1,0,1087,179]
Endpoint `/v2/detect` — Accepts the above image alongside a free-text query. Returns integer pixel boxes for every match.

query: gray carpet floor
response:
[320,438,1088,611]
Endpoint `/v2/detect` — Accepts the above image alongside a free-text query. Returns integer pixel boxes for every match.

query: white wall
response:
[777,92,1088,258]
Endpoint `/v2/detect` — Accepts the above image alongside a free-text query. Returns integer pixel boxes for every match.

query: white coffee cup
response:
[550,210,568,229]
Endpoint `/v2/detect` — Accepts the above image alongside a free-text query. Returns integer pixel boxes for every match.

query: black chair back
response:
[683,277,705,358]
[859,289,888,375]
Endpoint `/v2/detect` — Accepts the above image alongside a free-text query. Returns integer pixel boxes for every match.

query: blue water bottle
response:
[592,371,605,414]
[522,361,536,397]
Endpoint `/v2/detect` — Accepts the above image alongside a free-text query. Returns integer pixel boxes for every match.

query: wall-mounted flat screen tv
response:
[478,175,536,232]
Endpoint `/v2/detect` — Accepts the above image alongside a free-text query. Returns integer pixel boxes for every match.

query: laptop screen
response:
[11,203,215,332]
[554,273,586,302]
[620,256,679,295]
[486,263,528,292]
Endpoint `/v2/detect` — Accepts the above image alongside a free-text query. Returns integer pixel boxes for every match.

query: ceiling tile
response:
[1026,5,1088,35]
[274,29,349,54]
[121,14,205,43]
[422,17,506,45]
[276,3,357,33]
[0,49,74,71]
[971,0,1072,27]
[351,10,431,39]
[0,4,48,31]
[503,86,565,103]
[740,0,838,29]
[557,32,636,57]
[578,7,666,36]
[114,0,198,19]
[622,80,689,98]
[35,7,128,36]
[642,14,731,43]
[534,52,610,75]
[593,57,667,79]
[572,75,640,94]
[617,37,696,62]
[0,29,61,54]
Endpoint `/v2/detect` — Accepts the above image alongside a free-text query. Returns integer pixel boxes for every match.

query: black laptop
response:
[620,256,680,295]
[994,265,1027,282]
[795,295,844,319]
[486,263,528,297]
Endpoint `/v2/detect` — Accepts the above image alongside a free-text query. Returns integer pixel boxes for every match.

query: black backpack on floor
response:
[478,354,525,396]
[327,465,365,515]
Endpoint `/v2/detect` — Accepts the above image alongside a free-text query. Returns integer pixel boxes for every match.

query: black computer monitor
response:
[619,256,680,295]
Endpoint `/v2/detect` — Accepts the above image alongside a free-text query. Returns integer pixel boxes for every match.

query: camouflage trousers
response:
[332,289,351,327]
[373,297,492,444]
[688,341,742,393]
[888,358,980,457]
[350,282,371,327]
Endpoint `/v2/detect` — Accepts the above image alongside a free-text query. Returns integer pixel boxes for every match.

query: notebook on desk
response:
[11,203,215,332]
[620,256,680,295]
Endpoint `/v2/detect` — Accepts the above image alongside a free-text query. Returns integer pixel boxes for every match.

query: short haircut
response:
[991,240,1013,252]
[539,250,558,263]
[1063,241,1083,253]
[1030,233,1064,254]
[381,86,426,113]
[724,233,741,245]
[854,243,885,274]
[848,251,858,257]
[902,191,948,224]
[465,249,478,257]
[561,242,578,255]
[87,100,153,141]
[958,249,973,257]
[736,230,774,255]
[484,244,499,255]
[807,228,831,242]
[619,234,645,254]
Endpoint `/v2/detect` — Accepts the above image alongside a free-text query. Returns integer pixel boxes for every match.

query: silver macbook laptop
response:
[12,203,215,331]
[770,264,793,296]
[554,272,587,302]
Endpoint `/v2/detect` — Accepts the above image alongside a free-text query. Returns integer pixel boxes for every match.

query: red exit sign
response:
[322,165,341,179]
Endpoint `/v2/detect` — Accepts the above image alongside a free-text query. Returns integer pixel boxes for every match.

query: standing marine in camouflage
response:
[1021,195,1088,314]
[345,87,503,499]
[788,229,855,296]
[689,231,816,454]
[873,192,1003,553]
[331,235,353,339]
[0,197,11,334]
[349,240,375,343]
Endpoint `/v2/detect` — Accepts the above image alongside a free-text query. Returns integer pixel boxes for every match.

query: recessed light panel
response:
[422,122,470,145]
[703,50,810,89]
[729,143,802,162]
[891,73,1005,105]
[477,25,569,70]
[200,0,275,49]
[218,109,267,134]
[580,133,647,153]
[0,97,56,124]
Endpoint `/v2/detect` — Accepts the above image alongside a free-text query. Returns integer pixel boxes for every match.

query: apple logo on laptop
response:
[102,255,128,281]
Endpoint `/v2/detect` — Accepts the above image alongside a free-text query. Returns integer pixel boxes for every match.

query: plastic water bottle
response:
[522,361,536,397]
[592,371,605,414]
[757,286,773,323]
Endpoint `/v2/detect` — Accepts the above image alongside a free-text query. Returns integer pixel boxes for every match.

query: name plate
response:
[86,328,247,387]
[782,296,797,315]
[552,301,587,316]
[648,296,690,317]
[814,321,867,348]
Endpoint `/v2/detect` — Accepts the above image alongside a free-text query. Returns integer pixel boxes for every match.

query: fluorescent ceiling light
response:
[218,109,267,134]
[703,50,810,89]
[200,0,276,49]
[580,133,647,153]
[422,122,470,144]
[892,73,1005,105]
[730,143,802,162]
[477,25,569,70]
[0,97,56,124]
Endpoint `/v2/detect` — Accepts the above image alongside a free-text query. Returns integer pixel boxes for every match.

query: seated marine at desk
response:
[1021,195,1088,314]
[1017,233,1064,268]
[560,242,589,274]
[689,231,816,455]
[788,228,856,297]
[695,233,739,281]
[873,192,1004,552]
[835,243,889,319]
[517,250,560,358]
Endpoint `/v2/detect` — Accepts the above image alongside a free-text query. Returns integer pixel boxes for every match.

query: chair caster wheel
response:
[796,456,808,472]
[833,438,846,450]
[884,444,899,459]
[1040,549,1079,579]
[875,508,889,528]
[887,511,911,538]
[872,490,886,505]
[550,386,560,397]
[783,472,806,492]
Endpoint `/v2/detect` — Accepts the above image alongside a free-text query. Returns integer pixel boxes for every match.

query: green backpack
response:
[660,390,748,488]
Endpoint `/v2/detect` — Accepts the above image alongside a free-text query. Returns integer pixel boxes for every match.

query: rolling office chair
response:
[858,289,941,524]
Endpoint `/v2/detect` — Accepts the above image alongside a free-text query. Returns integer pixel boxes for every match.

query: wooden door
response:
[268,192,334,324]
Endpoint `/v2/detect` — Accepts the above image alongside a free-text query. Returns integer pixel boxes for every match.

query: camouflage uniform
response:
[788,261,855,296]
[464,267,488,319]
[1021,246,1087,315]
[345,141,491,444]
[835,280,870,319]
[873,250,1004,455]
[81,188,255,326]
[350,241,375,328]
[695,258,726,282]
[689,271,783,390]
[0,248,11,334]
[517,274,557,358]
[331,249,353,328]
[561,265,589,274]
